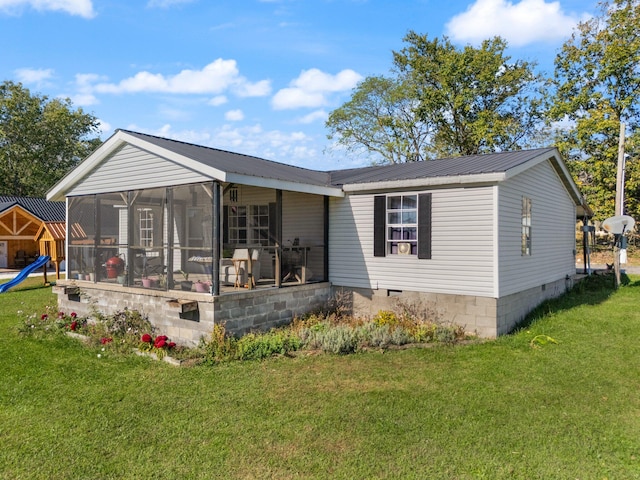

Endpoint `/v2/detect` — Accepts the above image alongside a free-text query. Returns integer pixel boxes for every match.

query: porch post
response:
[166,187,174,290]
[324,195,329,282]
[126,191,134,286]
[211,181,221,296]
[275,189,282,287]
[94,195,100,281]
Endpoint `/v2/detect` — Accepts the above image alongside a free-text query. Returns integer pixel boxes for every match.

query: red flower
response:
[70,312,77,318]
[154,338,167,349]
[100,337,113,344]
[58,311,65,318]
[70,321,78,331]
[41,314,48,320]
[141,333,152,343]
[167,342,176,349]
[155,335,168,342]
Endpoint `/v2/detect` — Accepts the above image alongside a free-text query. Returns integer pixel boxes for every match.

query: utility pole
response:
[614,122,626,288]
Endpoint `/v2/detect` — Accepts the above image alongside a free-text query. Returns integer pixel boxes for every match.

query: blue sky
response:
[1,0,596,170]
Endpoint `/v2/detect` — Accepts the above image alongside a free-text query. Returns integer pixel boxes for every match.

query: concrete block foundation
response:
[53,280,331,346]
[335,275,573,337]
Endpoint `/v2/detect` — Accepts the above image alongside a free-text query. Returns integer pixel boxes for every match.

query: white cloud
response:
[93,59,272,97]
[445,0,589,47]
[272,68,362,110]
[296,109,328,124]
[0,0,95,18]
[225,109,244,121]
[14,67,54,84]
[133,123,318,166]
[208,95,228,106]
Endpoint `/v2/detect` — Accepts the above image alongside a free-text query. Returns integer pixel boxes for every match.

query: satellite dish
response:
[602,215,635,235]
[397,242,411,255]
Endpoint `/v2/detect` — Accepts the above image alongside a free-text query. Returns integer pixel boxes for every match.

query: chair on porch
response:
[220,247,261,287]
[14,250,27,268]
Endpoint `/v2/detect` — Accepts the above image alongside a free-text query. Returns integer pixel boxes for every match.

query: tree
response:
[0,81,101,197]
[551,0,640,221]
[326,75,432,164]
[326,33,546,164]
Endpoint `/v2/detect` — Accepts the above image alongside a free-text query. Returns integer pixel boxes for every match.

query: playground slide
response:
[0,255,51,293]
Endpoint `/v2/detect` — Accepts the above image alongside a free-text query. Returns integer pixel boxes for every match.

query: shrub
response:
[372,310,399,327]
[235,330,301,361]
[203,324,237,363]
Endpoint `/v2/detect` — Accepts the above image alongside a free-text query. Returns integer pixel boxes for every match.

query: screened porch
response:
[66,181,328,295]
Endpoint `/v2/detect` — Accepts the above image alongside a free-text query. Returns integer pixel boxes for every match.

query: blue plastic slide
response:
[0,255,51,293]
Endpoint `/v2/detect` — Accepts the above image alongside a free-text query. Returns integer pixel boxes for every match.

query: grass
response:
[1,275,640,479]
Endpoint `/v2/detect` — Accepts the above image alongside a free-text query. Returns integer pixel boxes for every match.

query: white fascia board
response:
[227,173,344,197]
[341,172,506,192]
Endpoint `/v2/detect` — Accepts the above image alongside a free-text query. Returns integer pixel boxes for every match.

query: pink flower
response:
[70,312,77,318]
[141,333,152,343]
[58,311,65,318]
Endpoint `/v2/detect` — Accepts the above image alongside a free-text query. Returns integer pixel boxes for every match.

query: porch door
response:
[0,241,7,268]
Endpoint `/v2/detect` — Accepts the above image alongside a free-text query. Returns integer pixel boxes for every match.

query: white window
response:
[228,206,247,244]
[387,195,417,255]
[139,208,154,248]
[522,196,531,256]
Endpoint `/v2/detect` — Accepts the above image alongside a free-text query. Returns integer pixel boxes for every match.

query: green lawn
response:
[1,276,639,479]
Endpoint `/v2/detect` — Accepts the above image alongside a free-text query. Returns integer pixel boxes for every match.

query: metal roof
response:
[327,148,558,186]
[0,196,65,221]
[120,129,333,188]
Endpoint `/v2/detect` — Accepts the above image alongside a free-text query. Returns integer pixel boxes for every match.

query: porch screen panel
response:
[95,192,128,282]
[68,196,95,280]
[171,183,215,288]
[131,187,167,289]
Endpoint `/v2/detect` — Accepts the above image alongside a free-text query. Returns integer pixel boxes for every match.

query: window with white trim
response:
[387,194,418,255]
[139,208,154,248]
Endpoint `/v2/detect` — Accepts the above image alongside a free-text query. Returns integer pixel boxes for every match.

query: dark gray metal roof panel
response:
[0,196,65,221]
[328,148,557,186]
[121,129,333,187]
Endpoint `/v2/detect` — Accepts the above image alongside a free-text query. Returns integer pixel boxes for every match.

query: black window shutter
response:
[373,195,386,257]
[418,193,432,259]
[222,205,229,245]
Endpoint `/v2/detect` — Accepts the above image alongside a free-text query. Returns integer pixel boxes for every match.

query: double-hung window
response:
[387,195,418,255]
[374,193,431,259]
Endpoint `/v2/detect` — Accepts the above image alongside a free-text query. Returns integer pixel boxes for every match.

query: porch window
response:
[139,209,154,247]
[522,196,532,256]
[374,193,431,259]
[226,205,270,246]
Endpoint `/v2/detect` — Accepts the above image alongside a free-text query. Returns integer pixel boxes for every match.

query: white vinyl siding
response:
[498,161,576,296]
[329,186,496,296]
[67,145,211,196]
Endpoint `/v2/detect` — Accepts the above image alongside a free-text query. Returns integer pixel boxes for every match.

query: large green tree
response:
[326,33,546,164]
[0,81,101,197]
[551,0,640,221]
